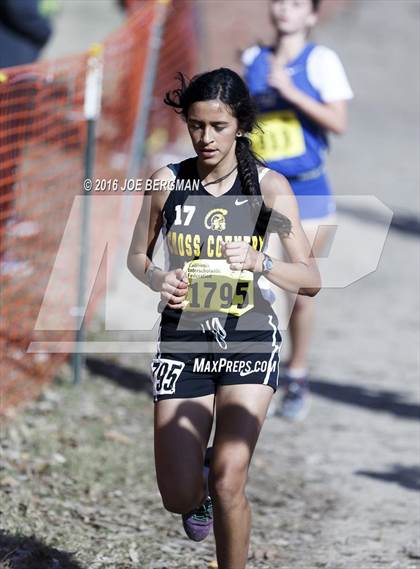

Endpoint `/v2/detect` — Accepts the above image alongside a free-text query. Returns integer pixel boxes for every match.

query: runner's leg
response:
[210,383,273,569]
[154,395,214,514]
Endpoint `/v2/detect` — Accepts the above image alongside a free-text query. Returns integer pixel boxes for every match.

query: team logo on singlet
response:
[204,208,228,232]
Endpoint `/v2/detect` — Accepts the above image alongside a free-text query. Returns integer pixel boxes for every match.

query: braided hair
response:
[164,68,291,237]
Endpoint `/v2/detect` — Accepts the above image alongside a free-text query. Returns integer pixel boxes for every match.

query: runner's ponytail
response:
[235,136,291,237]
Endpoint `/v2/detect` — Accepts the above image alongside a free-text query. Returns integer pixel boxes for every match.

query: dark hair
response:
[164,68,291,237]
[311,0,322,11]
[271,0,322,13]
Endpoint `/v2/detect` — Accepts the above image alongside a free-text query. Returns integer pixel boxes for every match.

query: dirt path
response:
[1,1,419,568]
[1,304,418,569]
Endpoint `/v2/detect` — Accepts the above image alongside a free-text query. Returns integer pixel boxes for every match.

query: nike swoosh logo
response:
[235,198,248,206]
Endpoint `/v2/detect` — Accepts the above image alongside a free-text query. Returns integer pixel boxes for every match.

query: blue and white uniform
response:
[242,43,353,220]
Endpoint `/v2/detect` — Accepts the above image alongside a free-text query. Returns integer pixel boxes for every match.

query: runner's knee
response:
[210,462,248,506]
[161,486,204,514]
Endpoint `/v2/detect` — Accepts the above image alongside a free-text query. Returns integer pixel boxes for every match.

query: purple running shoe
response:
[182,447,213,541]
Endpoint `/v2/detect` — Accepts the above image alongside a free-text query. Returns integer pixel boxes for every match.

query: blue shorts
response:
[290,173,336,220]
[150,313,282,402]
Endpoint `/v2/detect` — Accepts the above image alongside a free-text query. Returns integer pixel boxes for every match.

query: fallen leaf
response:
[128,544,139,563]
[3,407,17,420]
[104,430,133,445]
[34,461,50,474]
[264,547,278,560]
[52,453,67,464]
[0,475,19,487]
[249,548,265,561]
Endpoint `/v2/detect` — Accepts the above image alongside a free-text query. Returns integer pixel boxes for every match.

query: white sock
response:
[286,367,307,380]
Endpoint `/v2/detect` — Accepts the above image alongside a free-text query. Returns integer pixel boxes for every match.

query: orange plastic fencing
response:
[0,0,198,414]
[146,0,199,154]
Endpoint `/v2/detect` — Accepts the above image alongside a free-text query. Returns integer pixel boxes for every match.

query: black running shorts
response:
[150,312,282,402]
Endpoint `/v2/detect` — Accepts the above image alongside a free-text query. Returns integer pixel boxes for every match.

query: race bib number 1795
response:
[183,259,254,317]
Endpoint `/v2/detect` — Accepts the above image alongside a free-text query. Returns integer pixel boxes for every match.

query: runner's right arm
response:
[127,167,188,308]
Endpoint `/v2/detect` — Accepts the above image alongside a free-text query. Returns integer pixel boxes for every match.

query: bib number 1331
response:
[251,110,305,161]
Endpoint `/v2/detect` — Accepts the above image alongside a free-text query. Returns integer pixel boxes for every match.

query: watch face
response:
[263,255,273,272]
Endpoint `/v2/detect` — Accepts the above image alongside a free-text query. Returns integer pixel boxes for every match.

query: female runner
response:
[242,0,353,419]
[127,67,320,569]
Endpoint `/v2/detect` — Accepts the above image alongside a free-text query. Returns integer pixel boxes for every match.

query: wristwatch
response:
[262,253,273,274]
